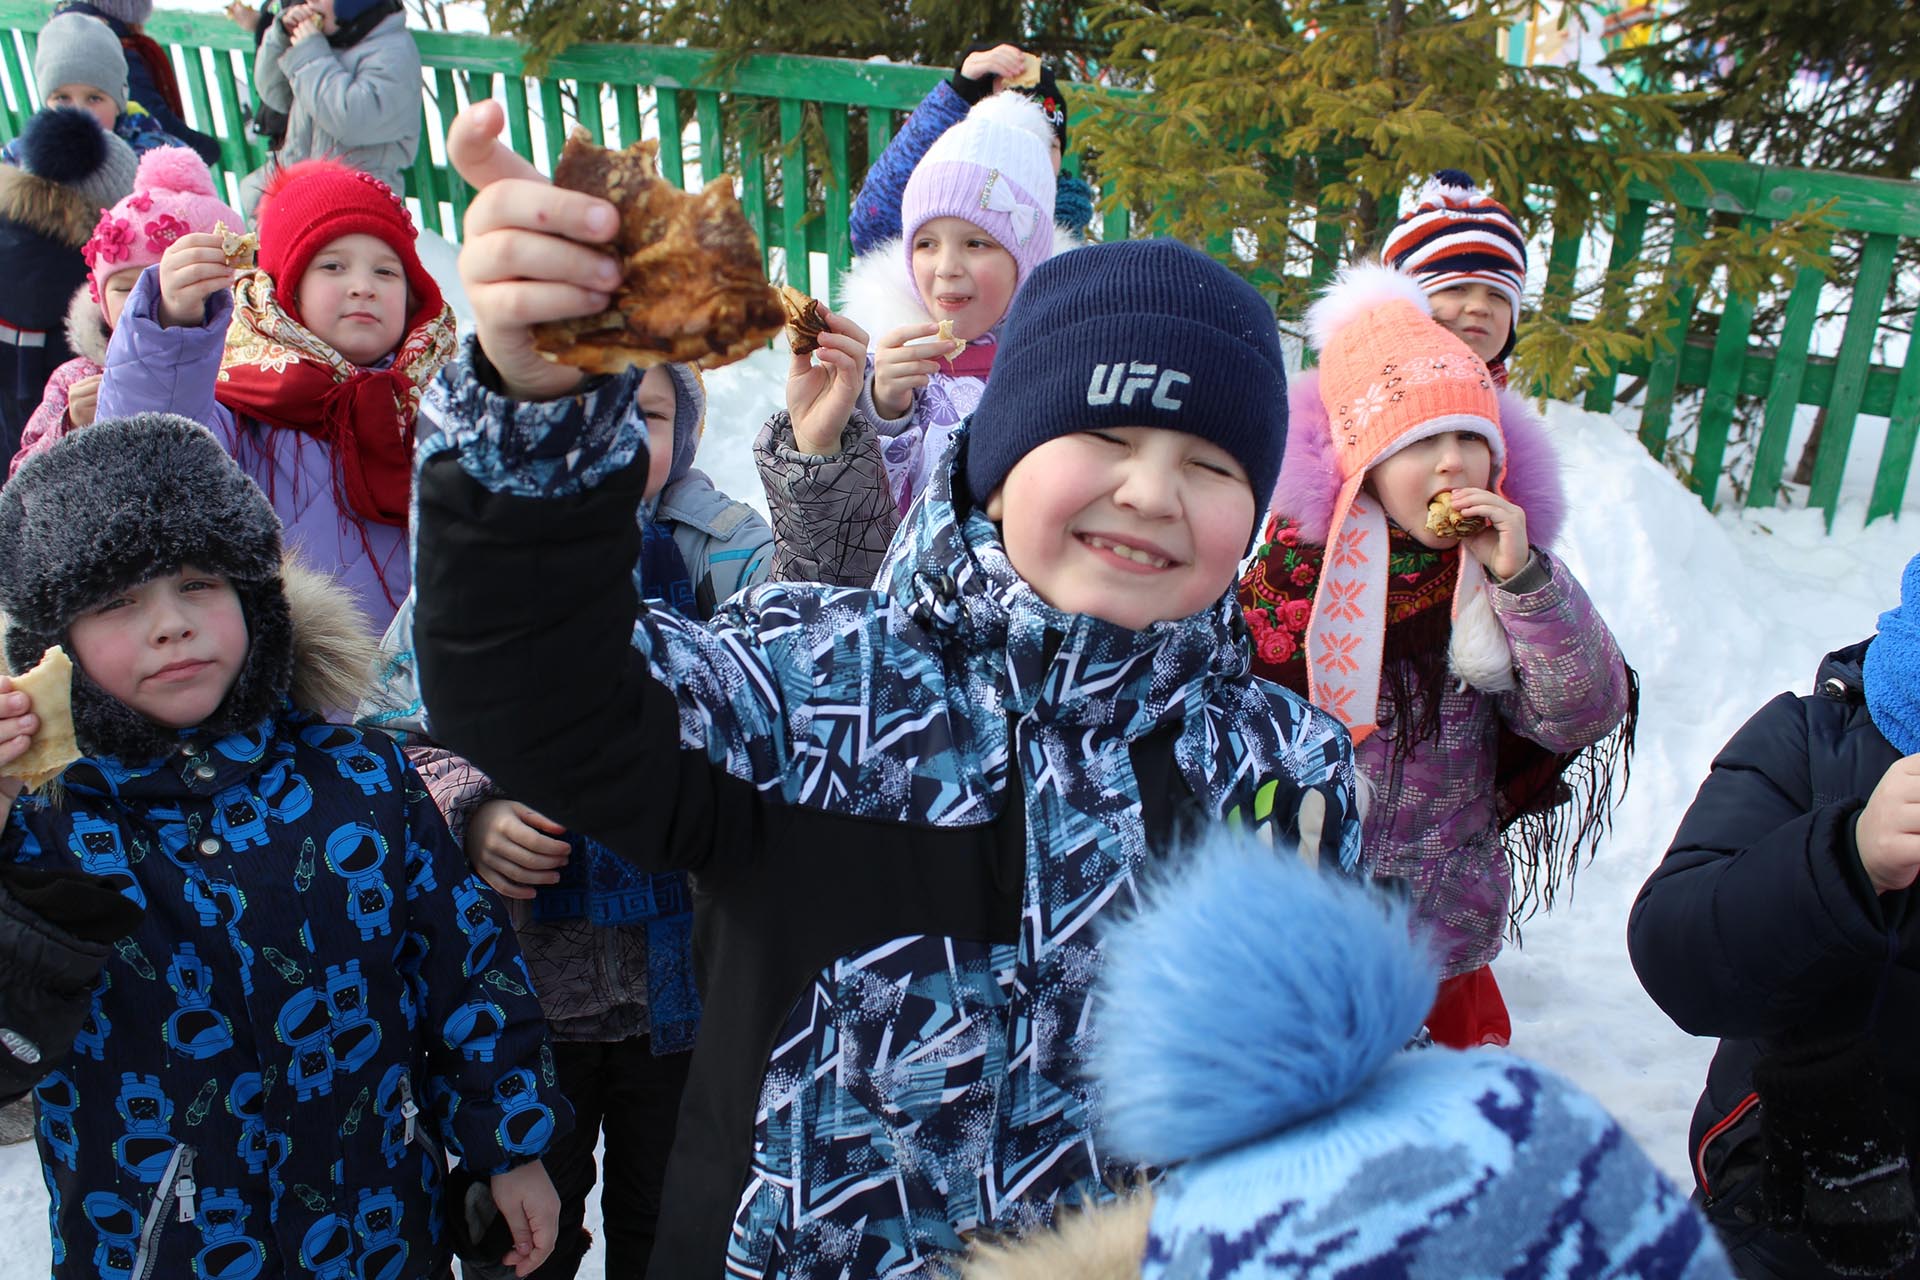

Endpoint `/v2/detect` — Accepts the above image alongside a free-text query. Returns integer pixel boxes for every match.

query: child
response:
[359,360,776,1278]
[0,107,135,464]
[0,13,188,163]
[411,100,1361,1280]
[1380,169,1529,387]
[51,0,222,161]
[1237,263,1631,1050]
[241,0,422,218]
[10,147,243,477]
[837,91,1072,532]
[849,41,1091,254]
[97,158,459,634]
[1630,553,1920,1280]
[961,828,1736,1279]
[0,413,569,1278]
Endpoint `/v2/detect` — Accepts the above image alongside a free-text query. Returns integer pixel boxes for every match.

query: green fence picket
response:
[1639,213,1703,458]
[656,89,684,187]
[613,84,642,148]
[1870,345,1920,521]
[1691,216,1767,507]
[1808,232,1900,524]
[778,97,808,293]
[1583,198,1650,414]
[694,90,723,186]
[1745,248,1829,506]
[822,102,849,300]
[501,74,533,162]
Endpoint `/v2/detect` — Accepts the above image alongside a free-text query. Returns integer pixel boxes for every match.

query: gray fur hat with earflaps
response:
[0,413,375,763]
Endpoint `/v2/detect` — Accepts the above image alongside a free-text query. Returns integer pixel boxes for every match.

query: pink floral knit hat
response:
[83,147,244,304]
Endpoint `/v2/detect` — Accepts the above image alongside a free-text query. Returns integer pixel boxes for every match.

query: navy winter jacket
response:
[1629,639,1920,1209]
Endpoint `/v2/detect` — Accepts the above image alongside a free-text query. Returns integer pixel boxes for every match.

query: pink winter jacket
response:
[1263,371,1630,978]
[10,285,108,478]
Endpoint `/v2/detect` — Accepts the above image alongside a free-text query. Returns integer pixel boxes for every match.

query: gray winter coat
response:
[244,10,421,213]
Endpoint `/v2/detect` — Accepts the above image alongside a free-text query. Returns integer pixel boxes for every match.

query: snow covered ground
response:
[0,354,1911,1272]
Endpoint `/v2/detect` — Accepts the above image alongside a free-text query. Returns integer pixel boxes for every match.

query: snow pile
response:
[0,386,1910,1274]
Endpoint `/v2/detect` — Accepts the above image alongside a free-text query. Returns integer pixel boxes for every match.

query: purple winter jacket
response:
[1264,370,1630,978]
[96,266,408,632]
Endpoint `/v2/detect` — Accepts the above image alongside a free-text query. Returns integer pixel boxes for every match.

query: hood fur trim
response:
[1449,584,1517,691]
[1306,261,1432,351]
[836,224,1083,350]
[282,556,378,714]
[64,283,110,366]
[959,1194,1152,1280]
[1267,371,1566,548]
[0,167,105,249]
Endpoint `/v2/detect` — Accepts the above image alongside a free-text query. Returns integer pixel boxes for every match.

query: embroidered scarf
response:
[216,269,458,530]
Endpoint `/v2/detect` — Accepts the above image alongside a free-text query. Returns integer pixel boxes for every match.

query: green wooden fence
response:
[0,1,1914,524]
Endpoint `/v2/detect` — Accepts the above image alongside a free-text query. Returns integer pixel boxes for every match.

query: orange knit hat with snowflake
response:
[1305,263,1509,743]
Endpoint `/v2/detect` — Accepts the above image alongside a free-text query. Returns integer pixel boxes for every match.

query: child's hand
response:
[156,234,235,329]
[66,375,100,428]
[291,12,325,42]
[278,2,312,31]
[1857,755,1920,894]
[226,0,262,33]
[0,675,38,813]
[961,43,1030,90]
[466,799,570,900]
[448,100,623,403]
[871,323,943,420]
[1446,486,1529,581]
[787,307,870,456]
[488,1159,560,1277]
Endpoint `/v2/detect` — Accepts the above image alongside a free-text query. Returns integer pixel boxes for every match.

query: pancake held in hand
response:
[531,131,786,373]
[214,220,257,269]
[779,285,827,356]
[1425,490,1489,540]
[1006,52,1042,89]
[10,646,80,790]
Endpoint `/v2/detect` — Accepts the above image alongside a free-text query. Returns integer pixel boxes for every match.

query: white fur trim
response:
[964,93,1056,152]
[1448,582,1516,692]
[835,224,1083,351]
[1306,261,1433,352]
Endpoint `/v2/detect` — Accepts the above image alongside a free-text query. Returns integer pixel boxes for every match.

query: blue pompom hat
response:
[961,830,1737,1280]
[1865,550,1920,756]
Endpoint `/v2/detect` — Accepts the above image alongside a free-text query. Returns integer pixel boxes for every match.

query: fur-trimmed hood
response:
[835,224,1084,350]
[960,1195,1152,1280]
[0,164,105,250]
[63,282,110,365]
[1266,368,1567,548]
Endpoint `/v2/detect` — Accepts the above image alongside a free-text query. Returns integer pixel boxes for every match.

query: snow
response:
[0,378,1911,1272]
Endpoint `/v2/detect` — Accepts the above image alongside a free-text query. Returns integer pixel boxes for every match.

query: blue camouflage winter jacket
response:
[1,706,566,1280]
[410,340,1361,1279]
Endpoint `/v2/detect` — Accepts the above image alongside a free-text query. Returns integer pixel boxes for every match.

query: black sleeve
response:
[1628,693,1902,1039]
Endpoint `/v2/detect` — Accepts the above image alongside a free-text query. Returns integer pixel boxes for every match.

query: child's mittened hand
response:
[787,306,871,456]
[156,234,235,329]
[489,1159,560,1277]
[465,799,570,900]
[449,100,624,403]
[871,323,943,420]
[1448,486,1529,581]
[1856,755,1920,894]
[66,375,100,428]
[0,676,38,810]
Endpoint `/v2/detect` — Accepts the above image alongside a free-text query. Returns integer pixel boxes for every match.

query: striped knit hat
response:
[1381,170,1527,363]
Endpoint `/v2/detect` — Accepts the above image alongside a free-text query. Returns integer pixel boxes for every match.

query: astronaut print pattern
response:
[1,709,565,1280]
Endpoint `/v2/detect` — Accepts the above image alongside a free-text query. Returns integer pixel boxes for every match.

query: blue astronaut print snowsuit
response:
[1,709,565,1280]
[409,341,1361,1280]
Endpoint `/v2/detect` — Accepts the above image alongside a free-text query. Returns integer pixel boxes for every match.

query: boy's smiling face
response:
[296,233,408,367]
[984,426,1256,629]
[67,567,249,729]
[46,83,116,132]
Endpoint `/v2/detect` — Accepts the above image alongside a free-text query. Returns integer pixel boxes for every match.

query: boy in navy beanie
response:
[406,109,1355,1278]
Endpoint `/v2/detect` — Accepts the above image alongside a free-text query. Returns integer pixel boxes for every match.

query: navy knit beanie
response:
[1866,551,1920,755]
[965,239,1287,507]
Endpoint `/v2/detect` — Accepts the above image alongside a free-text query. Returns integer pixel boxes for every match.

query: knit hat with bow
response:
[961,829,1737,1279]
[1298,261,1508,744]
[900,93,1058,302]
[84,147,243,303]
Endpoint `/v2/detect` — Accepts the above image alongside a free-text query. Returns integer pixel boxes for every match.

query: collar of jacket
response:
[876,423,1253,730]
[56,705,307,801]
[0,165,104,250]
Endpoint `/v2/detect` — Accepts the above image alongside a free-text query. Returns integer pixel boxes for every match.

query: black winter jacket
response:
[1629,640,1920,1214]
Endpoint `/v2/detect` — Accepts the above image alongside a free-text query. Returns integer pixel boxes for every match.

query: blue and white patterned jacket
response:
[411,340,1361,1279]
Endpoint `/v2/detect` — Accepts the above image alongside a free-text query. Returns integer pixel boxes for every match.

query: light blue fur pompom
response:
[1091,831,1439,1167]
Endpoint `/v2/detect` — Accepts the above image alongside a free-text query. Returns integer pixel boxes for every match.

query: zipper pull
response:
[399,1074,419,1145]
[175,1150,197,1223]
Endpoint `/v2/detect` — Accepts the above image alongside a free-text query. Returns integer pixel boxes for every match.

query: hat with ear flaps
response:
[961,829,1737,1280]
[1300,261,1512,745]
[0,415,303,763]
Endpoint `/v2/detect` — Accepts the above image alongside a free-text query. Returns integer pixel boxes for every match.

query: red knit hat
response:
[256,160,442,332]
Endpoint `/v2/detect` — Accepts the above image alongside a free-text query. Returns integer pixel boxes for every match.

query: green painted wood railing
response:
[0,2,1914,523]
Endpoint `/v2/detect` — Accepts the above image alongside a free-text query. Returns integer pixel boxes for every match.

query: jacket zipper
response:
[131,1143,197,1280]
[397,1070,445,1166]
